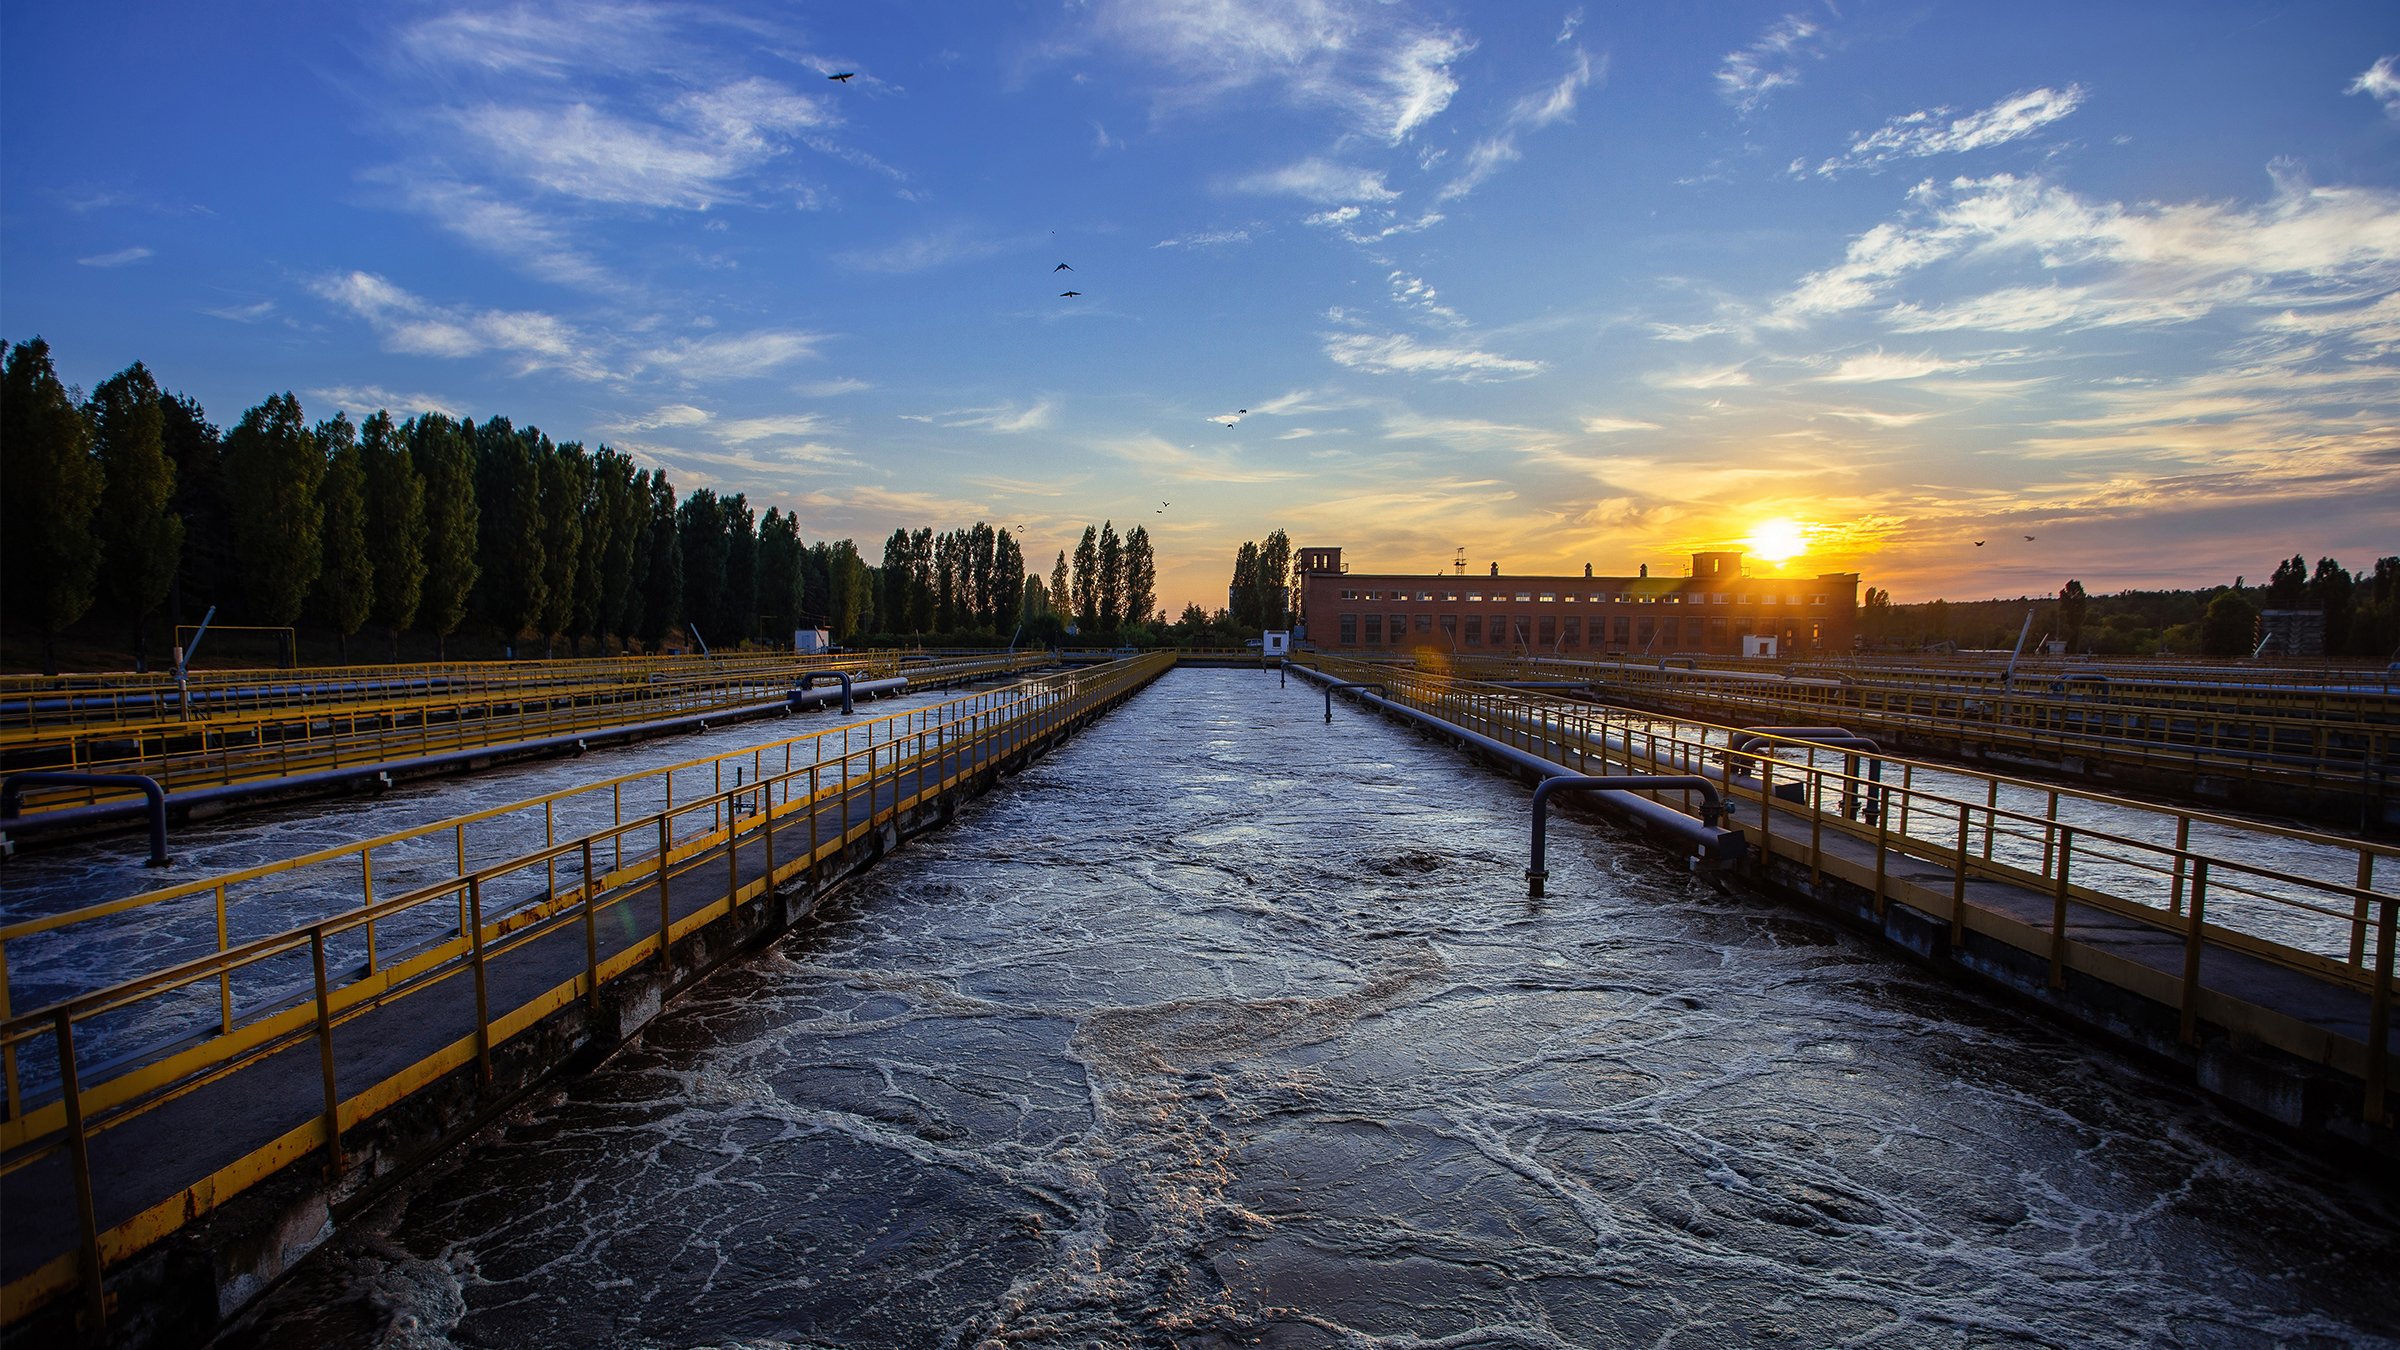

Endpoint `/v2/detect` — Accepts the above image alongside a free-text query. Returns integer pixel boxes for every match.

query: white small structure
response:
[1261,630,1291,656]
[1740,634,1779,658]
[794,628,832,655]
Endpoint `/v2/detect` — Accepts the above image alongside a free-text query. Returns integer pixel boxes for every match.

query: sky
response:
[3,2,2395,610]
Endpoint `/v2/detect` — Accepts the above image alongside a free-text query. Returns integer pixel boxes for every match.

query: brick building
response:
[1294,545,1860,656]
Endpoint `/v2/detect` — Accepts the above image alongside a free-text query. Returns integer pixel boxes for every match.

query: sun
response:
[1744,518,1808,565]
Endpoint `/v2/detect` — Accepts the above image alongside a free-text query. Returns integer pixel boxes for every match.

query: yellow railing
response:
[0,652,1052,815]
[1304,654,2397,1100]
[0,651,1170,1329]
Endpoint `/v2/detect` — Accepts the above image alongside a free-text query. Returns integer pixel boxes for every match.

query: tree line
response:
[1859,552,2400,659]
[0,337,1164,673]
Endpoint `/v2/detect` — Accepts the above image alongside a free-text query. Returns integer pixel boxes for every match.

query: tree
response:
[1097,521,1124,631]
[2266,555,2309,609]
[2057,579,2088,652]
[759,510,803,641]
[677,489,729,648]
[1,338,103,673]
[314,414,374,660]
[879,528,913,635]
[87,361,184,668]
[471,417,546,653]
[223,393,324,639]
[360,411,427,659]
[161,391,229,629]
[1123,525,1156,627]
[639,472,683,648]
[1072,526,1099,629]
[585,450,642,652]
[535,437,588,655]
[1255,529,1292,627]
[567,444,616,654]
[2310,557,2355,656]
[2200,588,2258,656]
[1050,551,1070,631]
[721,493,758,645]
[1228,540,1261,628]
[407,413,480,659]
[827,538,874,639]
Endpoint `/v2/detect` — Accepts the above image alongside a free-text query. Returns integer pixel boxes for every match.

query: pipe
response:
[1727,727,1885,822]
[1528,775,1732,897]
[1323,682,1388,723]
[792,670,857,714]
[1293,666,1747,866]
[3,772,170,866]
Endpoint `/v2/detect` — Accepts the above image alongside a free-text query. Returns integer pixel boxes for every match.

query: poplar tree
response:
[407,413,480,660]
[1051,551,1070,630]
[761,510,804,640]
[677,488,729,647]
[880,528,913,634]
[567,444,615,654]
[1097,521,1124,631]
[1,338,103,673]
[1256,529,1292,628]
[87,361,184,668]
[223,392,324,640]
[360,411,427,660]
[161,392,230,627]
[639,472,683,648]
[721,492,758,644]
[590,451,645,651]
[828,538,873,638]
[1229,540,1261,628]
[315,414,374,661]
[535,437,588,655]
[993,527,1025,631]
[1072,526,1099,630]
[472,417,547,653]
[1124,525,1157,628]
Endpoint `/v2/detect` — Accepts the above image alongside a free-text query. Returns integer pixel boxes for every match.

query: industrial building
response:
[1294,546,1861,656]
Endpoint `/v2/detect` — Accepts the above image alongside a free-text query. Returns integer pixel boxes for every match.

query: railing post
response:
[2180,860,2211,1048]
[0,941,16,1120]
[657,814,674,962]
[1757,755,1774,862]
[1808,763,1824,886]
[56,1009,107,1336]
[309,928,344,1176]
[1951,803,1970,949]
[2169,814,2192,918]
[582,838,601,1012]
[216,882,233,1034]
[466,878,491,1083]
[2048,827,2075,990]
[729,786,743,905]
[2368,892,2394,1125]
[361,851,378,974]
[1871,785,1890,919]
[2352,849,2375,969]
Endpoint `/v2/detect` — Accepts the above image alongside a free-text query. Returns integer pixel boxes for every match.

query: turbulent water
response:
[216,669,2399,1349]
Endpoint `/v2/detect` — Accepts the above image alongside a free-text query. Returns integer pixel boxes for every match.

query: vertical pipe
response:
[2352,849,2374,969]
[467,879,490,1083]
[216,883,232,1034]
[1984,778,1999,861]
[545,800,556,899]
[2048,828,2075,990]
[2169,814,2192,918]
[361,851,378,974]
[657,815,673,962]
[2368,892,2395,1125]
[2180,860,2211,1047]
[56,1010,106,1336]
[1951,803,1970,948]
[309,929,344,1176]
[1757,755,1774,864]
[1872,790,1889,920]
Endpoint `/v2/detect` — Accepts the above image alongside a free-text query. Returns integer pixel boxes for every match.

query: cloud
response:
[1581,416,1661,434]
[204,299,278,323]
[1649,364,1752,390]
[1716,14,1828,114]
[1438,48,1599,202]
[312,270,613,378]
[612,404,715,432]
[640,330,826,379]
[796,377,873,396]
[1155,226,1257,248]
[1086,0,1470,144]
[2350,56,2400,118]
[77,246,152,267]
[1229,158,1397,204]
[904,400,1057,433]
[836,227,1010,273]
[1818,350,1979,382]
[450,78,827,211]
[373,173,616,290]
[1323,332,1546,381]
[1813,85,2085,176]
[308,385,461,418]
[1770,169,2400,331]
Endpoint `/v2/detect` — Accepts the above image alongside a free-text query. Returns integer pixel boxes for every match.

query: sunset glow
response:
[1743,520,1809,567]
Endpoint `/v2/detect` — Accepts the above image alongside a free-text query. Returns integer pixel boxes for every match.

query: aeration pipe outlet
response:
[2,771,172,866]
[1527,774,1732,898]
[1323,682,1389,723]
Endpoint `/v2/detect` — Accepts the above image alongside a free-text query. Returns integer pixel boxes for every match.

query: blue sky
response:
[4,1,2395,609]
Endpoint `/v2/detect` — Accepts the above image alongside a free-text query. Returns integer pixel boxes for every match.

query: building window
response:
[1612,616,1630,644]
[1810,594,1827,606]
[1563,616,1581,647]
[1764,594,1778,606]
[1637,619,1655,648]
[1738,594,1754,606]
[1415,613,1433,635]
[1515,591,1532,602]
[1538,616,1557,647]
[1440,614,1458,643]
[1538,592,1556,603]
[1709,617,1728,646]
[1339,614,1357,644]
[1713,593,1729,605]
[1465,616,1483,645]
[1466,590,1483,602]
[1389,614,1405,645]
[1685,619,1703,646]
[1513,617,1532,648]
[1364,615,1382,644]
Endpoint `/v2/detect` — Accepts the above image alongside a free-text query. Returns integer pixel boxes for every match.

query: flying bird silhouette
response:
[1974,540,1986,547]
[827,72,855,82]
[1059,290,1081,297]
[1236,409,1247,414]
[2023,534,2036,541]
[1054,263,1072,272]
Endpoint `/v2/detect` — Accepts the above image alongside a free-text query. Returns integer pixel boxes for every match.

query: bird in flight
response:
[1974,540,1986,547]
[1054,263,1073,272]
[1237,408,1247,414]
[2023,534,2036,541]
[1059,290,1081,298]
[827,72,855,82]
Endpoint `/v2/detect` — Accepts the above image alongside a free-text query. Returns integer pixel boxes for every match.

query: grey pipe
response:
[1727,727,1885,822]
[1528,774,1732,896]
[1323,682,1388,723]
[3,771,171,866]
[792,670,858,713]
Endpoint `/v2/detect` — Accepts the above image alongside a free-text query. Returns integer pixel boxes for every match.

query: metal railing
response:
[0,652,1171,1330]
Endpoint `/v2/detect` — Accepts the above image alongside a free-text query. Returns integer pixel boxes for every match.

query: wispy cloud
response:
[1154,226,1257,249]
[2350,56,2400,118]
[308,384,461,418]
[902,400,1057,433]
[1811,85,2086,177]
[1817,349,1982,382]
[836,227,1010,273]
[1323,331,1545,381]
[77,246,153,267]
[204,299,278,323]
[1581,416,1661,434]
[1229,158,1397,204]
[1086,0,1470,144]
[1439,48,1601,202]
[312,270,612,378]
[1716,14,1829,115]
[640,330,827,380]
[1649,363,1752,390]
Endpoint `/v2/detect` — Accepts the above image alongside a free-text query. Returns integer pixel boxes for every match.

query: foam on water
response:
[219,670,2397,1348]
